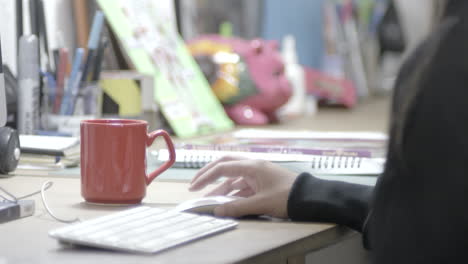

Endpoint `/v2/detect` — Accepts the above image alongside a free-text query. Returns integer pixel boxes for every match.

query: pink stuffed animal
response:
[189,35,292,125]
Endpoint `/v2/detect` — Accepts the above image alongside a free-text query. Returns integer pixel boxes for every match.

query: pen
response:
[82,36,109,115]
[60,48,84,115]
[91,36,109,81]
[79,11,105,88]
[52,49,59,74]
[72,11,105,116]
[41,71,57,110]
[52,31,65,74]
[54,48,69,114]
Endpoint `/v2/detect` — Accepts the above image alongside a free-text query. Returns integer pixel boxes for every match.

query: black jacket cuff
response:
[287,173,373,232]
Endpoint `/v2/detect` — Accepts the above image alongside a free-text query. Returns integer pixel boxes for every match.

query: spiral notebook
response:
[156,149,385,175]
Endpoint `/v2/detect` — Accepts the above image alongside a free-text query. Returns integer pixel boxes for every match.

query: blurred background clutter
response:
[0,0,441,139]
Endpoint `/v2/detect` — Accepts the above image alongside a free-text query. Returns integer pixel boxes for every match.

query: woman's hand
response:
[189,156,298,219]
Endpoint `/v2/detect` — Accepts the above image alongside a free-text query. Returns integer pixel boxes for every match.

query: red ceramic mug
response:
[80,119,176,204]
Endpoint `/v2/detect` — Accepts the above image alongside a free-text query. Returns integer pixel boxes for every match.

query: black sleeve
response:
[287,173,373,232]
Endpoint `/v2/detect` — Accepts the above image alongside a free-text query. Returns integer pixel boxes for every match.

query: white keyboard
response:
[49,206,238,254]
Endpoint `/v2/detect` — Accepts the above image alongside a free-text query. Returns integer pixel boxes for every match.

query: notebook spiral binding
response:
[156,149,384,175]
[177,151,363,169]
[311,156,362,169]
[183,152,215,168]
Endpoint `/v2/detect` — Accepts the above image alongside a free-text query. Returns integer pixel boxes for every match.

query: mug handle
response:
[145,130,176,185]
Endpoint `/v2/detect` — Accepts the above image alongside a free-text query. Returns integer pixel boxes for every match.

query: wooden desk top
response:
[0,175,356,264]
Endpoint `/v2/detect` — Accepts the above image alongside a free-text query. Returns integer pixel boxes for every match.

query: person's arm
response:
[189,156,373,234]
[288,173,373,232]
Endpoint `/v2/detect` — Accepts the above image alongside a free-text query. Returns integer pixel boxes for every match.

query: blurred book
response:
[19,134,80,157]
[178,0,262,40]
[72,0,89,50]
[0,0,20,76]
[16,134,80,174]
[321,0,369,98]
[18,153,79,170]
[19,153,79,165]
[43,0,77,66]
[261,0,324,69]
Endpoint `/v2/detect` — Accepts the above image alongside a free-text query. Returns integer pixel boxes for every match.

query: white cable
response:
[1,182,80,223]
[40,181,80,224]
[0,186,19,202]
[16,181,52,200]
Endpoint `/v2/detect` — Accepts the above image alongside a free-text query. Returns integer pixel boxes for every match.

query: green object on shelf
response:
[97,0,234,138]
[219,21,233,37]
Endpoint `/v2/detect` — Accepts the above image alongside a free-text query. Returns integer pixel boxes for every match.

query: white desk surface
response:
[0,175,357,264]
[1,96,389,263]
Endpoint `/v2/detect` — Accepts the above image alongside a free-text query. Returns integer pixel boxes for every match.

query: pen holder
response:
[73,82,102,117]
[44,82,102,137]
[46,114,93,137]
